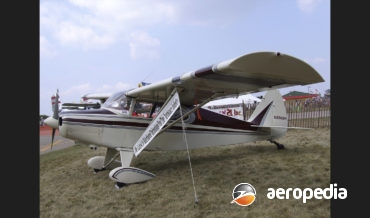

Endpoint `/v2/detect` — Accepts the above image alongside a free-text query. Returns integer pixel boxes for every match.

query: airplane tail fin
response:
[247,89,288,139]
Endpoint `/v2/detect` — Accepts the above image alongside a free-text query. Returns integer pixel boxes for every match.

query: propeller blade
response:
[51,128,56,150]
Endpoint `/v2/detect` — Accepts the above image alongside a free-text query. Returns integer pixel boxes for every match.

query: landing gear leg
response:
[268,139,285,150]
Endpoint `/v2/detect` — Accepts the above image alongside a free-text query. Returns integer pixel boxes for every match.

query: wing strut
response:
[178,95,199,205]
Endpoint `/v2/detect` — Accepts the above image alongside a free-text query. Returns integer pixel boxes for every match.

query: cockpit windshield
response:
[102,91,131,112]
[102,90,158,117]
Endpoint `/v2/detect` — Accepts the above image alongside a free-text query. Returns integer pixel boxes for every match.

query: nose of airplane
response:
[44,116,59,129]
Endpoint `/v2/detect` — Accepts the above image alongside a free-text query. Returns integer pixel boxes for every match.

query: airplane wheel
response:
[93,168,105,173]
[115,182,126,189]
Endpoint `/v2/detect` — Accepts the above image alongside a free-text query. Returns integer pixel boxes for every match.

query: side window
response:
[132,101,153,118]
[121,98,131,111]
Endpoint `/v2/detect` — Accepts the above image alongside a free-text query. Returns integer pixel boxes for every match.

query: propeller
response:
[43,89,60,150]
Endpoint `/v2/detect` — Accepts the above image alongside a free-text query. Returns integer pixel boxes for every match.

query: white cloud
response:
[40,35,57,58]
[311,57,326,64]
[168,1,258,26]
[56,21,115,50]
[301,56,327,67]
[129,31,160,60]
[60,82,133,103]
[40,0,176,52]
[297,0,322,14]
[98,82,133,93]
[62,83,93,98]
[113,82,133,90]
[40,0,256,55]
[69,0,176,24]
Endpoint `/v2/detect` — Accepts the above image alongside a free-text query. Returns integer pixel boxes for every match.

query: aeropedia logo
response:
[267,183,347,203]
[231,183,256,206]
[231,183,347,206]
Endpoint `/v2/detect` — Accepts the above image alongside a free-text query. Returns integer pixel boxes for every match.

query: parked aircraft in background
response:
[61,92,112,110]
[44,51,324,188]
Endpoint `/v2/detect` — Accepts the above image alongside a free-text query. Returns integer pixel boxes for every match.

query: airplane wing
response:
[126,51,324,106]
[82,93,112,103]
[62,102,101,110]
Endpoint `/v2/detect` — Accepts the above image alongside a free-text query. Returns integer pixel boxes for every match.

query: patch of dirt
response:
[40,125,59,136]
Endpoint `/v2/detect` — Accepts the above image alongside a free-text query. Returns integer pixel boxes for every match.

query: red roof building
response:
[282,91,320,100]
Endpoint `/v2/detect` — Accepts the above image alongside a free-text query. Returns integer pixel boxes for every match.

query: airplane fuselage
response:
[58,107,273,151]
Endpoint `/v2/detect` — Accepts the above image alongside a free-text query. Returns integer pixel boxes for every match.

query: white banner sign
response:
[205,104,244,120]
[133,92,181,156]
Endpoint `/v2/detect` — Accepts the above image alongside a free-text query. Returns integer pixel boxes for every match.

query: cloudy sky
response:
[40,0,330,116]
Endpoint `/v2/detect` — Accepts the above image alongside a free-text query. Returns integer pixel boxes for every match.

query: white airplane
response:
[44,51,324,188]
[81,92,112,104]
[61,92,112,110]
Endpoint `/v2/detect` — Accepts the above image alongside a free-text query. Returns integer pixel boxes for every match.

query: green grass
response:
[40,128,330,218]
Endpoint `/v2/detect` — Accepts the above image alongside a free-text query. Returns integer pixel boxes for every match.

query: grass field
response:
[40,128,330,218]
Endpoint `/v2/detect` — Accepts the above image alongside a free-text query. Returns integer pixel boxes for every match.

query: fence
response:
[243,98,331,128]
[284,99,330,128]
